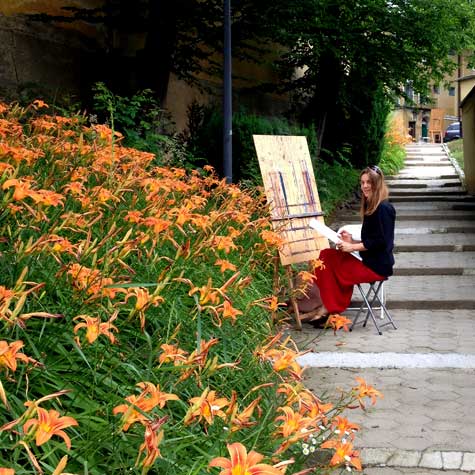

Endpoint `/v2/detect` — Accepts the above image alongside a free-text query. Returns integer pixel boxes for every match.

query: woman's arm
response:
[337,240,367,253]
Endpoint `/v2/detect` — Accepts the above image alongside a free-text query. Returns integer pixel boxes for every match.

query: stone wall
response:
[0,13,101,100]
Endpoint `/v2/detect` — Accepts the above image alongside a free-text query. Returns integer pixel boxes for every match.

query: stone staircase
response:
[291,143,475,474]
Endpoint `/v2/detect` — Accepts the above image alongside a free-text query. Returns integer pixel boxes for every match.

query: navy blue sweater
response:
[360,200,396,277]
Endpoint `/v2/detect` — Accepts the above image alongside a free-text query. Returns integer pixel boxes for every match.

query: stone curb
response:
[443,143,466,189]
[361,448,475,472]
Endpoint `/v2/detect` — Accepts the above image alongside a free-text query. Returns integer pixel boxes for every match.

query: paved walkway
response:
[290,143,475,474]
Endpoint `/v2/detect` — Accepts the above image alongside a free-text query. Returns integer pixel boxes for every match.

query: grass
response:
[447,139,464,170]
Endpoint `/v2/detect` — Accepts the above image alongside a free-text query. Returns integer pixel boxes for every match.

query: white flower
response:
[302,447,310,456]
[309,446,316,453]
[344,455,352,462]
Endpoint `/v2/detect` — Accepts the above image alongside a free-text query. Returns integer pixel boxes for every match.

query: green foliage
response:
[184,104,318,183]
[447,138,464,170]
[379,140,406,176]
[316,160,360,219]
[92,82,190,166]
[0,102,373,475]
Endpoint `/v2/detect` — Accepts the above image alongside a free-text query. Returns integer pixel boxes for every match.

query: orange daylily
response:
[261,348,304,380]
[124,210,143,223]
[32,99,49,109]
[0,340,35,372]
[274,406,315,450]
[321,440,362,471]
[62,181,85,196]
[122,287,164,329]
[214,259,237,273]
[142,216,171,234]
[0,469,15,475]
[212,235,237,254]
[327,314,353,333]
[353,377,383,408]
[252,295,287,316]
[30,189,65,207]
[136,418,166,468]
[188,279,221,306]
[209,442,285,475]
[123,287,164,311]
[67,263,118,299]
[158,343,188,365]
[23,407,78,449]
[227,392,261,432]
[331,416,360,440]
[113,382,178,431]
[2,179,35,201]
[185,389,230,426]
[73,313,119,345]
[218,300,243,323]
[260,230,285,248]
[312,259,325,271]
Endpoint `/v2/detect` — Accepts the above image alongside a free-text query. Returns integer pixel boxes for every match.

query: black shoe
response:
[309,314,329,329]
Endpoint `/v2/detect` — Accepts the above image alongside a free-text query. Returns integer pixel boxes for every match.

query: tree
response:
[27,0,475,168]
[240,0,474,166]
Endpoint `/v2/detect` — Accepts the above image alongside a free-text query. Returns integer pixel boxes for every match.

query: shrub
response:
[184,104,318,184]
[378,113,409,175]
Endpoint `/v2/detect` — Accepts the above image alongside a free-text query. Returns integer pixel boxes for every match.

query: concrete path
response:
[290,143,475,473]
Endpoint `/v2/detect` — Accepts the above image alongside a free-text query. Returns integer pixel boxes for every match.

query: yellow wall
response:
[462,91,475,194]
[0,1,103,16]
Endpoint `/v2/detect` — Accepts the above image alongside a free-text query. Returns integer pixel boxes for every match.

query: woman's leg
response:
[296,279,323,312]
[315,248,384,314]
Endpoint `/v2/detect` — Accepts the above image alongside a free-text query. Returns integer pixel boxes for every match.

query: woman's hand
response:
[338,230,353,243]
[336,241,354,253]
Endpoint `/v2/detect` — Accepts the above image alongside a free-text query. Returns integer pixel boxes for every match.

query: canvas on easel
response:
[253,135,330,328]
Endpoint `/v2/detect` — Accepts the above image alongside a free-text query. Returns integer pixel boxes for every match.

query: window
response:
[432,85,440,94]
[449,86,456,96]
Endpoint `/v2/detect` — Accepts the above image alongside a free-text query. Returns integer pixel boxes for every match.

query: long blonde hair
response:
[360,165,389,217]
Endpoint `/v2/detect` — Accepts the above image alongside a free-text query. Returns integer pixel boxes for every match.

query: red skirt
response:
[314,248,385,314]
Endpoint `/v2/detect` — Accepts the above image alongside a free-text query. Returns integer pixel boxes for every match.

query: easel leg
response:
[286,265,302,330]
[271,255,280,324]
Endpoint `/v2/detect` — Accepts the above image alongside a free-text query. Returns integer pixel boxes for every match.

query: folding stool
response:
[349,280,397,335]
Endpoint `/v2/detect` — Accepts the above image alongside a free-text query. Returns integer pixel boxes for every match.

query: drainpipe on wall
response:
[458,54,463,137]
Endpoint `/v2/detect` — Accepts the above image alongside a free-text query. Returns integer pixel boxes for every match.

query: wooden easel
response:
[253,135,330,330]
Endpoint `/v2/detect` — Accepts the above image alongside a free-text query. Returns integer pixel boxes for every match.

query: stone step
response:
[387,179,461,188]
[335,210,475,222]
[402,161,453,167]
[390,195,474,203]
[387,174,458,180]
[391,202,475,211]
[396,170,458,180]
[377,275,475,309]
[390,187,466,196]
[394,233,475,252]
[394,251,475,275]
[396,221,475,232]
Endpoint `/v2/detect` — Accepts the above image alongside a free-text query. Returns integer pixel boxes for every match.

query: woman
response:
[302,165,396,323]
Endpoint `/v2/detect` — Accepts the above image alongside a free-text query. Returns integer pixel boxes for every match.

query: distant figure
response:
[300,165,396,325]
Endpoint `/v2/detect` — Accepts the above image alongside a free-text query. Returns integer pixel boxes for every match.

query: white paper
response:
[309,218,341,244]
[309,218,362,261]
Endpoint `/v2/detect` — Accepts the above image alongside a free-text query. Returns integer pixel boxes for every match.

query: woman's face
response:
[360,173,372,199]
